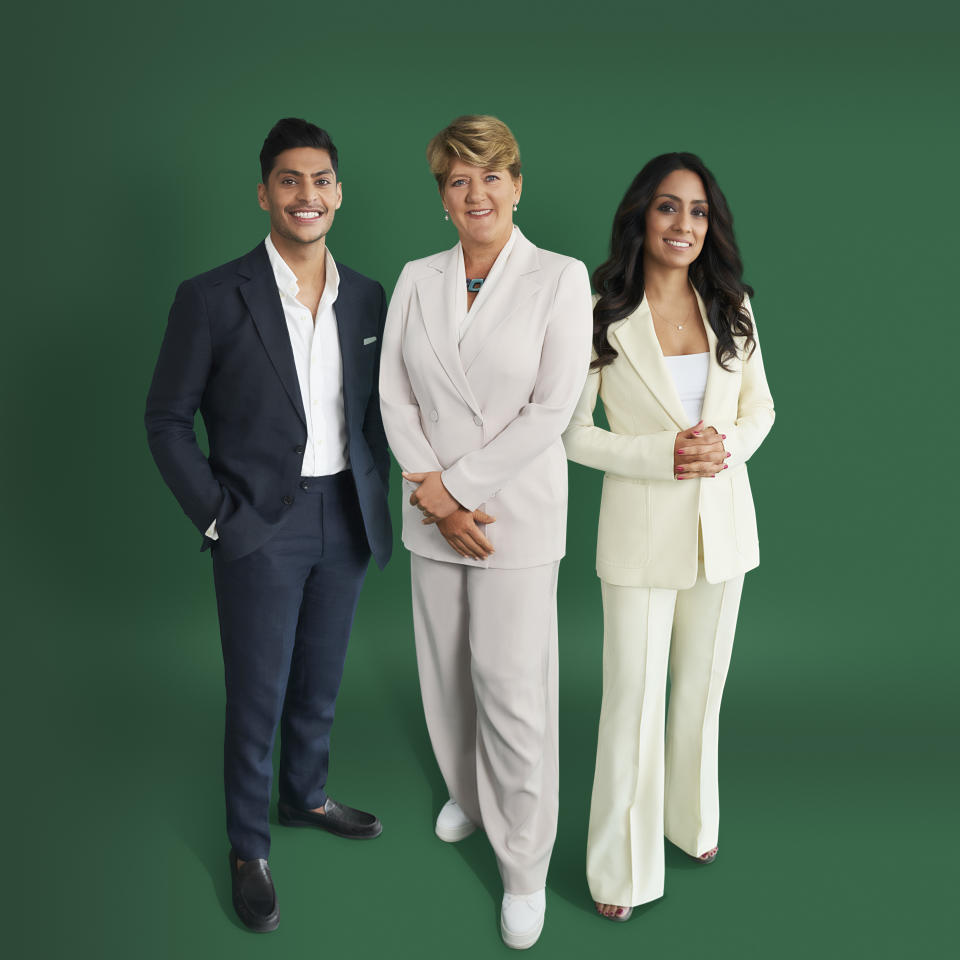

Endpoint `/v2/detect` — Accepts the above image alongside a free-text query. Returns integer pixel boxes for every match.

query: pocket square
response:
[363,336,377,345]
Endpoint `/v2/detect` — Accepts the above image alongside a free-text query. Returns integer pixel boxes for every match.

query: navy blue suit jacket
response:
[146,241,393,568]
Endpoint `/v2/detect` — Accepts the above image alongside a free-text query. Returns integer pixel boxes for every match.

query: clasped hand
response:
[403,471,459,521]
[674,420,730,479]
[403,470,496,560]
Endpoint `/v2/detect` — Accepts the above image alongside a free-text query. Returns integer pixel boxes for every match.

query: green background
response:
[4,1,956,956]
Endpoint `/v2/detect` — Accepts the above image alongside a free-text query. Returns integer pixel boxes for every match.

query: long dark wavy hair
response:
[592,153,755,371]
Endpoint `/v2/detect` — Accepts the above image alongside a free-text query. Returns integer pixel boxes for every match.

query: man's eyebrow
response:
[276,168,335,177]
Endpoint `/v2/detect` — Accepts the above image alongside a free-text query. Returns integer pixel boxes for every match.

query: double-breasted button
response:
[473,415,483,426]
[281,495,294,506]
[293,444,305,454]
[299,480,310,491]
[429,410,439,422]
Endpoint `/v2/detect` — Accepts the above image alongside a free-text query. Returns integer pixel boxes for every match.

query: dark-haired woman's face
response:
[643,169,709,271]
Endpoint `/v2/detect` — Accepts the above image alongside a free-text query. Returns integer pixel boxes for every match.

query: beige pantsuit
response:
[380,229,593,894]
[412,555,560,893]
[563,290,774,906]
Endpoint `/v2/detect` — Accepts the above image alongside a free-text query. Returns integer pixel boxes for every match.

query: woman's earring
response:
[512,202,518,212]
[443,209,449,221]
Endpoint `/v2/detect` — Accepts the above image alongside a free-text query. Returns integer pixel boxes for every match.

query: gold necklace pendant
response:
[651,301,687,332]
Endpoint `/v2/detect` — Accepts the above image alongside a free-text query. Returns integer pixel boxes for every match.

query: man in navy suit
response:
[146,118,392,932]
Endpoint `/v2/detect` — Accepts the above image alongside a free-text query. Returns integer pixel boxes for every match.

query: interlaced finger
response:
[676,460,727,479]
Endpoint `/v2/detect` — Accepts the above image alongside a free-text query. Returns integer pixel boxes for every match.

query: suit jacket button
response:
[294,445,305,454]
[430,410,439,422]
[281,495,294,506]
[299,480,310,491]
[473,415,483,426]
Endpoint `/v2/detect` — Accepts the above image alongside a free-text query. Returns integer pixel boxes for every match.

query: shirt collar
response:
[264,234,340,307]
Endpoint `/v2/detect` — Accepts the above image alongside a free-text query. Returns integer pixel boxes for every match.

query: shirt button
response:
[430,410,439,422]
[281,495,294,506]
[474,415,483,426]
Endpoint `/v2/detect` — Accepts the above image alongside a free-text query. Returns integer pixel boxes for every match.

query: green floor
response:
[15,537,952,959]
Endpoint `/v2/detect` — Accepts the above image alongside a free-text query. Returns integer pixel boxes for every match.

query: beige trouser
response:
[411,554,560,895]
[586,563,744,907]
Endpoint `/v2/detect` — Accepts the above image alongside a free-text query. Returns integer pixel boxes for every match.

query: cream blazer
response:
[379,229,593,569]
[562,291,774,588]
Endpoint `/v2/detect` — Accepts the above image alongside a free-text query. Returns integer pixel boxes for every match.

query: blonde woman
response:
[563,153,774,920]
[379,115,592,948]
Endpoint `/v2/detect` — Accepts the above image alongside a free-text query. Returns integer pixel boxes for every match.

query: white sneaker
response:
[500,889,545,950]
[434,799,477,842]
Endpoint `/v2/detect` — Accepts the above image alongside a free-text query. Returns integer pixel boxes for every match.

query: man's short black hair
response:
[259,118,339,184]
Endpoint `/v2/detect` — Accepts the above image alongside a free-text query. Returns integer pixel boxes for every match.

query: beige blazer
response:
[562,291,774,588]
[379,229,593,569]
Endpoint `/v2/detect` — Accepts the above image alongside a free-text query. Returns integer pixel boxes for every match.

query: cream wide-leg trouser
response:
[586,562,744,907]
[411,553,560,895]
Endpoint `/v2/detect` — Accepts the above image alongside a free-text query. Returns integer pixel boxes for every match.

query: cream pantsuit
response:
[563,290,774,906]
[587,561,744,905]
[412,555,560,893]
[380,229,593,894]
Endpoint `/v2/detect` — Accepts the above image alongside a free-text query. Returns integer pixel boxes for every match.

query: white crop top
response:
[663,352,709,427]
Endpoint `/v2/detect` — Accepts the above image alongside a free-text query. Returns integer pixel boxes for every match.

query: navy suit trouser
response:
[211,470,370,860]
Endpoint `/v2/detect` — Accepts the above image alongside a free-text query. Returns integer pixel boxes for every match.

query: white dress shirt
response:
[205,236,348,540]
[265,235,349,476]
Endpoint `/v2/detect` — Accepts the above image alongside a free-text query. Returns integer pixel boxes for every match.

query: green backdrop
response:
[4,1,956,956]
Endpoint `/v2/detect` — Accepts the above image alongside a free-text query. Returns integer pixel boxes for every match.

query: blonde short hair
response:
[426,115,522,189]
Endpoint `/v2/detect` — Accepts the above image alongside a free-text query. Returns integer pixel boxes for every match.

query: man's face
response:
[257,147,342,246]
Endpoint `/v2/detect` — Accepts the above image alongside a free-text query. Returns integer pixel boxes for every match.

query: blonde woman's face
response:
[441,160,521,250]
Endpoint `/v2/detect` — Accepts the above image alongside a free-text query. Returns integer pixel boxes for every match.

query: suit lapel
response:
[238,243,306,428]
[458,230,541,373]
[609,296,689,429]
[697,288,724,424]
[415,245,482,416]
[334,266,359,430]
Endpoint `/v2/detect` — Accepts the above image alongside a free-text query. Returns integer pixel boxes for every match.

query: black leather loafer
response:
[277,798,382,839]
[229,849,279,932]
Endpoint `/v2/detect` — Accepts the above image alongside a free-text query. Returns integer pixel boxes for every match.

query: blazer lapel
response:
[238,244,306,427]
[609,296,689,429]
[458,229,541,374]
[697,288,724,425]
[415,245,482,416]
[334,266,360,430]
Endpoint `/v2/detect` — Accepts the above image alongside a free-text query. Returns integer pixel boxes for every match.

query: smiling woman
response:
[562,153,774,921]
[379,114,593,950]
[426,115,523,280]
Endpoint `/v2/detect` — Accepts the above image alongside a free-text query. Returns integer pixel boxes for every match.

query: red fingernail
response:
[677,449,685,454]
[723,464,728,469]
[725,452,731,458]
[721,434,727,439]
[676,466,685,472]
[693,432,701,436]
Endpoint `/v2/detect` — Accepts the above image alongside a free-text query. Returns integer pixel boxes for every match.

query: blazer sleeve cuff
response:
[439,466,483,513]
